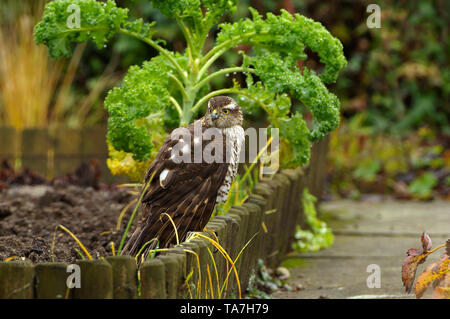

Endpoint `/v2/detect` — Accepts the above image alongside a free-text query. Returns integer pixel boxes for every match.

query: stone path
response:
[271,198,449,299]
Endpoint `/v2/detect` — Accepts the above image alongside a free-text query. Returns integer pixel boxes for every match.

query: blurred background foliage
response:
[0,0,120,129]
[0,0,448,199]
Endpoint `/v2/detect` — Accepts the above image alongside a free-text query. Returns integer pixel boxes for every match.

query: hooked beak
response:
[211,110,219,121]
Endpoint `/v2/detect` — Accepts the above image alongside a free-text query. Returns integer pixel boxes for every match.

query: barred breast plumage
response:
[216,125,245,203]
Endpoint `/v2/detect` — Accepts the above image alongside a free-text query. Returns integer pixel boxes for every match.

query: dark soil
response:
[0,184,136,263]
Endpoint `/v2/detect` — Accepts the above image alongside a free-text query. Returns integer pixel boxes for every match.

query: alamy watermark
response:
[66,264,81,289]
[366,4,381,29]
[66,4,81,29]
[366,264,381,288]
[169,122,279,176]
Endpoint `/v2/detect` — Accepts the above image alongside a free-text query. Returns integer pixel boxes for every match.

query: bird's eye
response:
[222,109,230,114]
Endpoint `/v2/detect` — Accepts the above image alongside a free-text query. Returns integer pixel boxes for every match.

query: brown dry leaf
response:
[414,254,449,298]
[432,272,450,299]
[421,232,432,253]
[402,232,437,293]
[402,248,428,293]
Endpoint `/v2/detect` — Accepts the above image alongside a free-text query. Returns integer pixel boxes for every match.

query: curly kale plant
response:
[34,0,347,171]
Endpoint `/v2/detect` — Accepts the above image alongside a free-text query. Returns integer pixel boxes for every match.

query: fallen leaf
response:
[432,272,450,299]
[414,254,449,298]
[402,248,428,293]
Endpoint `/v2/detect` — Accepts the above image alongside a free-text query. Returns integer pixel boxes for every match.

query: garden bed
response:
[0,167,307,299]
[0,184,133,263]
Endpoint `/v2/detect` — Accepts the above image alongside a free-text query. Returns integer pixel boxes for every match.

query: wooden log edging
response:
[0,137,329,299]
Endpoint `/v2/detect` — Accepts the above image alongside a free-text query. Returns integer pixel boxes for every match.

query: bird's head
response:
[204,96,243,128]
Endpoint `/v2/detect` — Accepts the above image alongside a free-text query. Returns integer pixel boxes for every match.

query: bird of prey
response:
[121,96,244,258]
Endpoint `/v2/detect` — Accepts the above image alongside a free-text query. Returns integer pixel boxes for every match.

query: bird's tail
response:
[120,218,179,260]
[121,225,157,257]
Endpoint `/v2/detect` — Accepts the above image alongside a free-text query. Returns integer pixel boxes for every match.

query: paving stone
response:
[272,199,450,299]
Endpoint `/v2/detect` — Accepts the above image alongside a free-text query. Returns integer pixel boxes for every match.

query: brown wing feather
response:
[121,121,229,257]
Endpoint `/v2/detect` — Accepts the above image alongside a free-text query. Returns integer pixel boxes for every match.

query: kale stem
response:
[169,97,183,116]
[193,66,252,91]
[56,26,188,81]
[197,47,228,80]
[200,32,257,66]
[168,73,188,99]
[118,28,187,81]
[180,84,196,126]
[176,18,197,62]
[191,87,272,118]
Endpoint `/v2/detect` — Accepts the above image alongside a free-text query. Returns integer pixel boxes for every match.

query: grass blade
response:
[161,213,179,245]
[190,232,242,298]
[118,171,156,255]
[52,224,92,261]
[116,198,138,231]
